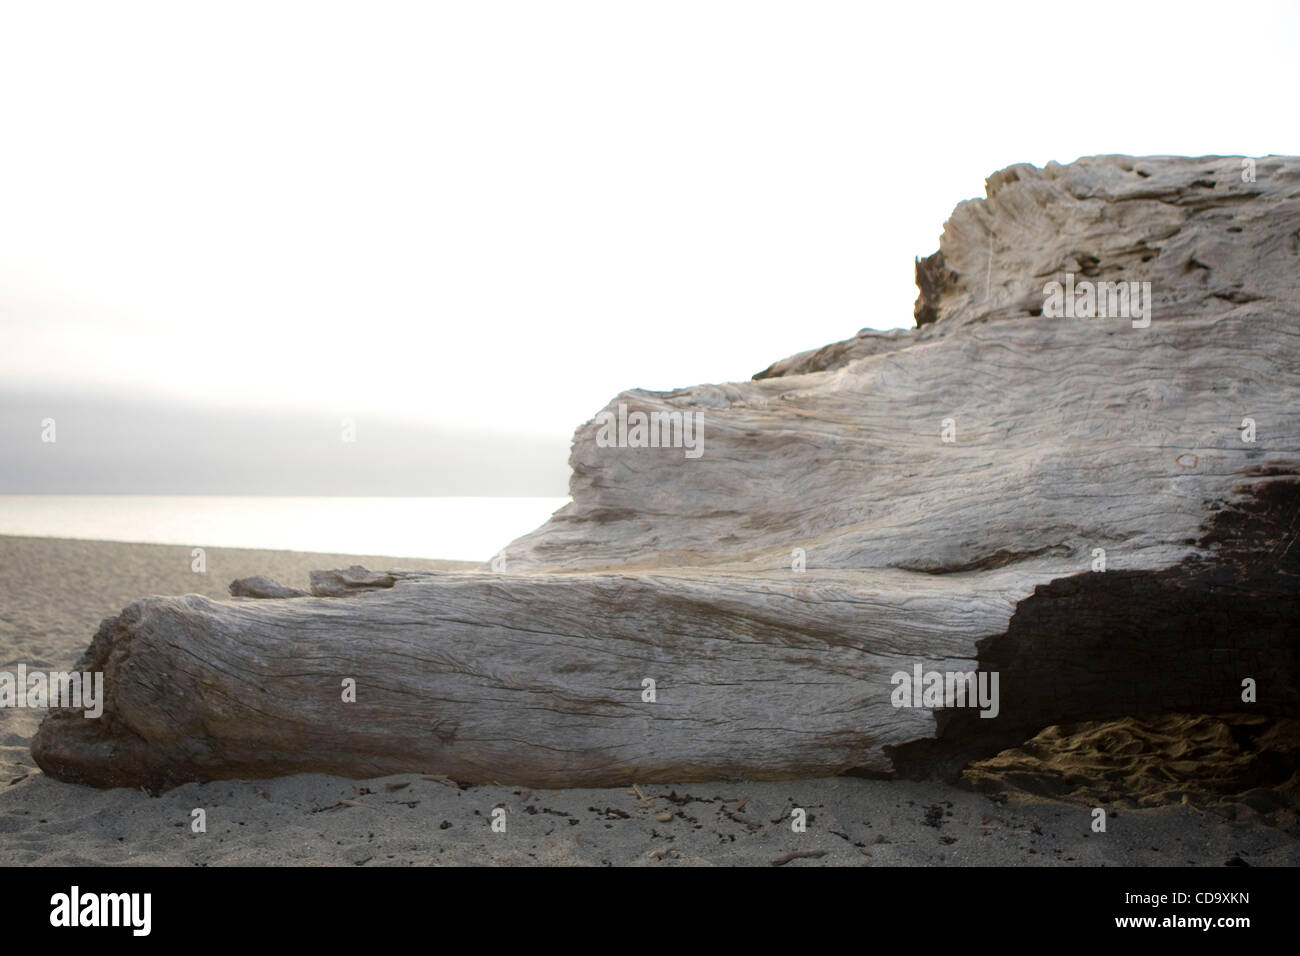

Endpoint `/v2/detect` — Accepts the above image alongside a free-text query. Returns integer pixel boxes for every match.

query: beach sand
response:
[2,535,1296,866]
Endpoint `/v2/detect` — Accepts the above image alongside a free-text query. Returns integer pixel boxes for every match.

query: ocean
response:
[0,495,570,561]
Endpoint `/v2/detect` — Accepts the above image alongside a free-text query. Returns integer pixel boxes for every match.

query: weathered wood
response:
[228,576,308,599]
[31,568,1011,789]
[32,155,1300,789]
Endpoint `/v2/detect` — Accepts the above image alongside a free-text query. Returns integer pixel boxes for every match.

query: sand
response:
[2,534,1297,866]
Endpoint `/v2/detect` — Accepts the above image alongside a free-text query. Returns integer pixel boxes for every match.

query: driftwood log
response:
[33,155,1300,790]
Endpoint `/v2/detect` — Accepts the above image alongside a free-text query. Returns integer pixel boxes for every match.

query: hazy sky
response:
[3,1,1298,492]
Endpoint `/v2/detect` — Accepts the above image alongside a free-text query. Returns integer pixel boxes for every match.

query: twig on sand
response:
[318,799,370,812]
[769,850,827,867]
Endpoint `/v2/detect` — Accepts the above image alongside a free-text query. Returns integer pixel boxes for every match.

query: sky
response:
[2,1,1298,494]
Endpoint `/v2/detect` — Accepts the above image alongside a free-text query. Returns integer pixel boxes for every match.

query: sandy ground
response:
[1,535,1297,866]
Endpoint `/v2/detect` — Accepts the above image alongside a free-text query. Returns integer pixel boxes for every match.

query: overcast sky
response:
[3,1,1297,493]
